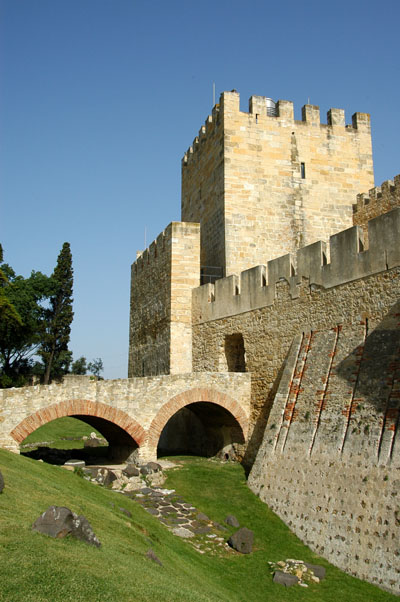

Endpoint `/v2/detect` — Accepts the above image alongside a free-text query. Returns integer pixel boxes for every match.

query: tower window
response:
[301,162,306,179]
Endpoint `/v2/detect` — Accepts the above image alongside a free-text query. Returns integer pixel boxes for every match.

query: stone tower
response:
[181,90,374,279]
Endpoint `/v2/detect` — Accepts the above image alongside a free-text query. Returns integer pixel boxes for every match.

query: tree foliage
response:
[0,248,53,388]
[71,356,87,375]
[38,243,74,385]
[88,358,104,378]
[0,244,23,331]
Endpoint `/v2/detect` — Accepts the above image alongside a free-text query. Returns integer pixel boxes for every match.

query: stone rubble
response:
[269,559,326,587]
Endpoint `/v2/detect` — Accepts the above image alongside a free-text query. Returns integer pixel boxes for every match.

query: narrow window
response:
[224,334,246,372]
[301,162,306,179]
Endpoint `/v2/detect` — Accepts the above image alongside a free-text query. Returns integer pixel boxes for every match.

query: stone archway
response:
[11,399,146,463]
[147,387,248,460]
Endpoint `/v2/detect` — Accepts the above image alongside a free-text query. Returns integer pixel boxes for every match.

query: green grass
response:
[20,417,103,450]
[0,450,396,602]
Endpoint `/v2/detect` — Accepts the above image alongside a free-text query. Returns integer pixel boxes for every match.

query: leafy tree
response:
[39,243,74,385]
[0,249,53,388]
[0,244,23,330]
[71,356,87,375]
[88,358,103,378]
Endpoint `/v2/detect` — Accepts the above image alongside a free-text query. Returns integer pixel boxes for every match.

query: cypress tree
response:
[41,243,74,384]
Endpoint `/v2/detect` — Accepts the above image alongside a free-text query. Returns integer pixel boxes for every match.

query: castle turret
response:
[182,90,374,279]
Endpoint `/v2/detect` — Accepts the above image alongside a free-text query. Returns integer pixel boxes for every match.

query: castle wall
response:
[248,314,400,592]
[182,90,374,278]
[191,208,400,592]
[353,174,400,238]
[192,208,400,430]
[128,222,200,377]
[181,106,225,273]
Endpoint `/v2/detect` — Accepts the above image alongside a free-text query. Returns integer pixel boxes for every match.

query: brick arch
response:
[147,387,249,448]
[10,399,146,446]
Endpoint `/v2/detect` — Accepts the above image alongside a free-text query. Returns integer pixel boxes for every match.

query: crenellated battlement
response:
[182,104,220,167]
[193,207,400,324]
[353,174,400,226]
[132,222,200,274]
[182,90,370,169]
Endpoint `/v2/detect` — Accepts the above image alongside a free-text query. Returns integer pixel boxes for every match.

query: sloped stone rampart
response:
[246,316,400,592]
[192,250,400,593]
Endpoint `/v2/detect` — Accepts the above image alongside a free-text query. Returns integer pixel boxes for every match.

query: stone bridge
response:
[0,372,251,462]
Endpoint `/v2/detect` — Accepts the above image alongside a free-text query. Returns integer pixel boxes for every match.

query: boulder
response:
[196,512,210,522]
[123,465,140,478]
[225,514,240,528]
[140,465,152,476]
[0,470,4,493]
[305,563,326,580]
[71,515,101,547]
[147,462,162,473]
[32,506,101,547]
[273,571,299,587]
[84,438,102,448]
[32,506,74,539]
[227,527,253,554]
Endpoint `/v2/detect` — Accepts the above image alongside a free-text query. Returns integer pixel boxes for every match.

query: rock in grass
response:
[71,515,101,547]
[305,563,326,580]
[225,514,240,527]
[273,571,299,587]
[147,462,162,473]
[32,506,101,547]
[0,470,4,493]
[32,506,74,539]
[227,527,253,554]
[172,527,194,538]
[123,465,140,478]
[119,507,132,518]
[146,549,163,566]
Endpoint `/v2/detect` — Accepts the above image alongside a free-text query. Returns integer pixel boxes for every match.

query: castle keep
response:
[129,91,400,593]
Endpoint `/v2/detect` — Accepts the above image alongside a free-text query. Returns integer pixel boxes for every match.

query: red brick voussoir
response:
[10,399,146,446]
[147,387,249,449]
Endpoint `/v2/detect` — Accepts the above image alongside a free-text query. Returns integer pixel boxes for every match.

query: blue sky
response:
[1,0,399,379]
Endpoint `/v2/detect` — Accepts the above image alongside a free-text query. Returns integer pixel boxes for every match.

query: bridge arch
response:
[148,387,249,459]
[11,399,146,462]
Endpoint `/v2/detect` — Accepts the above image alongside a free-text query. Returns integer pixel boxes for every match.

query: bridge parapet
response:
[0,372,251,459]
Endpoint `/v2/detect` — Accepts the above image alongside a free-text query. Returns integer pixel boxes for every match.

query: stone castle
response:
[128,91,400,592]
[1,90,398,593]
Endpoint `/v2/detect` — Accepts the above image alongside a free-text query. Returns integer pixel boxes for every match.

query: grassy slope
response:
[0,450,396,602]
[21,417,102,448]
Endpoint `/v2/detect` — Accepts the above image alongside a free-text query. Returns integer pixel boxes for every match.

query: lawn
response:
[0,448,396,601]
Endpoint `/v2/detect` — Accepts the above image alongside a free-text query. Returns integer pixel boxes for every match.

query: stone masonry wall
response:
[191,208,400,593]
[128,222,200,377]
[181,104,225,274]
[192,208,400,436]
[182,90,374,278]
[0,373,251,462]
[353,174,400,239]
[248,317,400,593]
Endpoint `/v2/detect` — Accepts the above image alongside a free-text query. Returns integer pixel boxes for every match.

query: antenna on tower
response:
[144,227,147,249]
[213,82,216,107]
